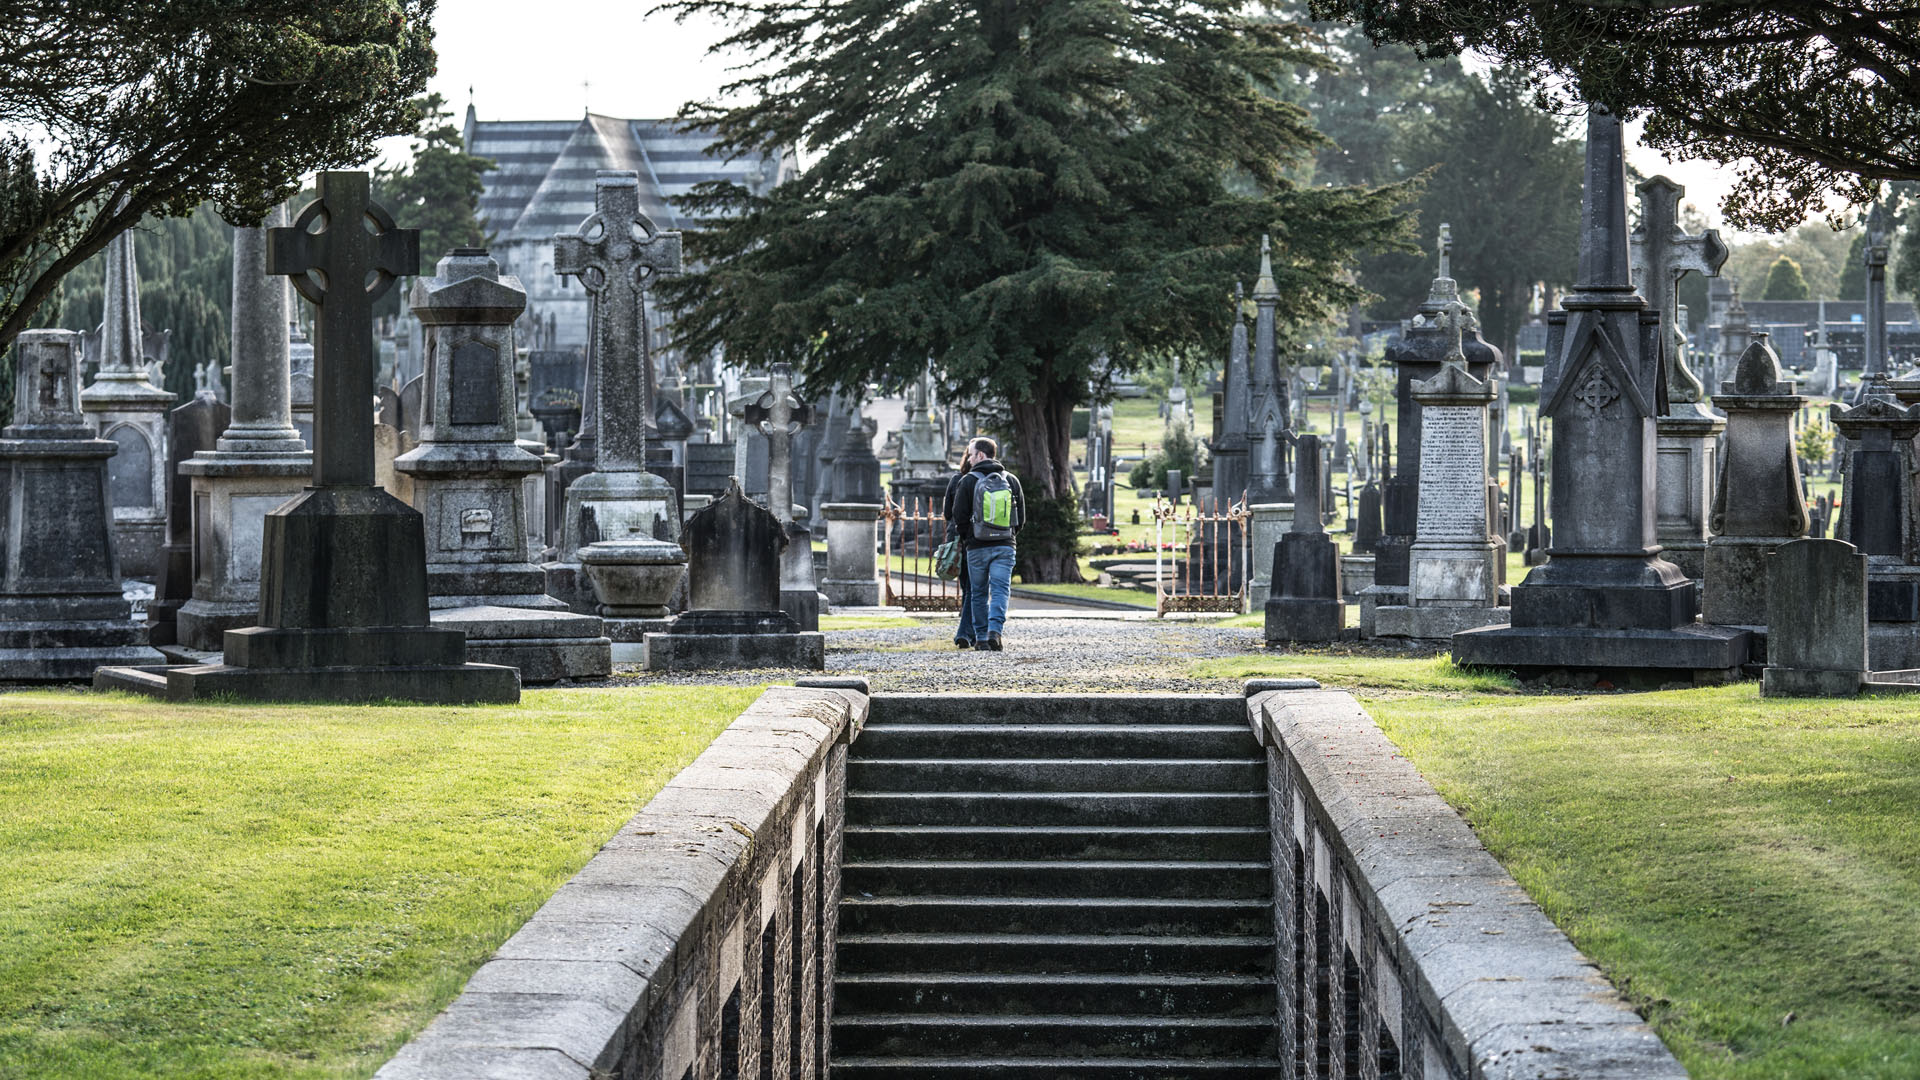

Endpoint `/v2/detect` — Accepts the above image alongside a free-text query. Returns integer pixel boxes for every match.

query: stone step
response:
[853,723,1258,760]
[831,1056,1286,1079]
[832,1014,1278,1058]
[846,791,1267,827]
[841,860,1271,900]
[834,972,1275,1016]
[843,825,1270,862]
[839,896,1272,937]
[868,695,1244,727]
[847,758,1265,793]
[835,934,1274,976]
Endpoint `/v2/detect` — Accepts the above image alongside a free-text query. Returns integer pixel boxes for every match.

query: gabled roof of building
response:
[464,108,792,241]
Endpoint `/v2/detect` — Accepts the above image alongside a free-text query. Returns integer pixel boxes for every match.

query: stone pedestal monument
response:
[549,171,684,614]
[821,503,883,606]
[1263,433,1342,643]
[1703,336,1808,630]
[1376,358,1510,640]
[395,248,611,682]
[1209,284,1252,508]
[1632,175,1730,580]
[80,231,176,578]
[1829,377,1920,670]
[155,172,517,703]
[832,400,885,504]
[2,330,165,678]
[1246,238,1292,504]
[740,364,820,630]
[176,207,316,652]
[1454,110,1748,678]
[643,479,826,671]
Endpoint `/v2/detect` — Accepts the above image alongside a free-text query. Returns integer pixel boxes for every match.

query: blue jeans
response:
[965,545,1015,638]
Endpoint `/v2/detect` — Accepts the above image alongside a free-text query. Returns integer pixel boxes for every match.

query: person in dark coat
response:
[949,437,1025,650]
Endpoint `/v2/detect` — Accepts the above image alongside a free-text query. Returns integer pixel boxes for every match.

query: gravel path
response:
[615,615,1269,692]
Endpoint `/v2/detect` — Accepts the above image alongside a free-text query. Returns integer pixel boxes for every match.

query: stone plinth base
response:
[176,599,260,653]
[1452,623,1750,679]
[641,631,826,671]
[1357,584,1408,638]
[112,518,165,581]
[1762,666,1865,697]
[1264,597,1343,644]
[177,455,312,651]
[781,587,821,633]
[1339,554,1375,604]
[153,624,520,703]
[0,619,163,681]
[1509,579,1697,630]
[1375,604,1509,640]
[1868,623,1920,671]
[1703,536,1790,628]
[822,577,880,607]
[431,605,610,682]
[542,562,597,616]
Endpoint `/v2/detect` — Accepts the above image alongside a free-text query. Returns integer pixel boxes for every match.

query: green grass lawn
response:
[1357,682,1919,1079]
[820,614,923,630]
[0,686,763,1080]
[1014,581,1157,608]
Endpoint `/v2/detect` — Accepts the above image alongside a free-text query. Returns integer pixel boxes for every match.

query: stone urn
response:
[579,538,688,618]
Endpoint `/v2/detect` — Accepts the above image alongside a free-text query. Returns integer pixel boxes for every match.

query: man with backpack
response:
[942,454,975,649]
[948,436,1025,650]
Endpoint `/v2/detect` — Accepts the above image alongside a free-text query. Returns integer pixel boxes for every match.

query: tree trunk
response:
[1008,380,1085,583]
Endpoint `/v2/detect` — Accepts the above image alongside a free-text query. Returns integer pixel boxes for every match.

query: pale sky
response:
[410,0,1764,239]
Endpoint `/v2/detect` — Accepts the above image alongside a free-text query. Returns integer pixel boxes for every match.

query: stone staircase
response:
[833,694,1279,1078]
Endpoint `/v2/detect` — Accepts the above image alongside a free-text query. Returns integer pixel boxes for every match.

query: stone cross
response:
[1865,201,1891,381]
[1436,222,1452,280]
[267,172,419,487]
[1629,175,1728,406]
[553,171,683,474]
[744,363,813,523]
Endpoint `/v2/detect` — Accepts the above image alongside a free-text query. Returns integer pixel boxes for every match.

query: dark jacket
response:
[949,459,1026,549]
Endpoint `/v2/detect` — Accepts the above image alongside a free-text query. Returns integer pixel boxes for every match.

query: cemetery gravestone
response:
[743,363,820,630]
[157,171,517,704]
[1453,110,1748,677]
[80,230,176,579]
[1829,376,1920,670]
[395,248,611,682]
[1762,539,1868,697]
[832,402,885,504]
[1263,433,1341,643]
[177,207,315,652]
[1210,284,1251,507]
[148,393,229,646]
[1704,336,1808,628]
[3,330,165,678]
[1246,238,1291,502]
[642,479,825,671]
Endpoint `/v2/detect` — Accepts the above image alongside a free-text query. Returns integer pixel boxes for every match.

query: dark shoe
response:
[987,632,1004,651]
[955,639,973,649]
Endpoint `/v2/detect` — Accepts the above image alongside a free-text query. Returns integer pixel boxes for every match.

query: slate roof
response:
[464,109,791,241]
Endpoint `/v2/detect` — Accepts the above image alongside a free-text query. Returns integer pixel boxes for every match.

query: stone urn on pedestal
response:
[581,538,688,661]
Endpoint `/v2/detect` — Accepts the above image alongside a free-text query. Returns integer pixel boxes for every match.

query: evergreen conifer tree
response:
[658,0,1410,579]
[1761,255,1811,301]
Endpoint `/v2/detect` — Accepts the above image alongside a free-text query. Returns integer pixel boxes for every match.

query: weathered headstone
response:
[394,247,611,681]
[642,479,825,670]
[1263,433,1341,642]
[1454,110,1748,676]
[821,502,883,606]
[1703,335,1808,628]
[1762,539,1867,697]
[80,230,176,578]
[156,172,517,703]
[148,393,229,646]
[743,363,820,630]
[4,330,165,678]
[1377,356,1509,639]
[1829,375,1920,669]
[176,207,315,652]
[1632,175,1729,579]
[527,348,586,453]
[832,400,884,503]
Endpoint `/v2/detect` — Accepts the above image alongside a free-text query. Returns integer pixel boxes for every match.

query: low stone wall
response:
[1249,685,1686,1080]
[377,682,867,1080]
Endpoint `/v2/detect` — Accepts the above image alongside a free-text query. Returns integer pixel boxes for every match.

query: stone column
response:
[821,503,883,607]
[2,330,164,678]
[1704,336,1808,628]
[176,208,316,651]
[395,248,611,681]
[80,230,176,578]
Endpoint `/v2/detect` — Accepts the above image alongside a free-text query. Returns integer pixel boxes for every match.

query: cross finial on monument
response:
[1630,174,1728,407]
[267,171,418,487]
[1253,234,1279,300]
[553,171,683,473]
[1437,222,1452,280]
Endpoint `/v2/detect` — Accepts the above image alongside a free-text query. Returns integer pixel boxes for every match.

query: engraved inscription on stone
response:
[1415,406,1487,539]
[450,341,500,426]
[107,427,155,509]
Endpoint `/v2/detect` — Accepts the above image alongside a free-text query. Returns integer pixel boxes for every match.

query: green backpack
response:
[971,470,1018,542]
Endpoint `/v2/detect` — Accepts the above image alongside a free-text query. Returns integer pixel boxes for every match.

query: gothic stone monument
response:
[1703,335,1808,630]
[155,172,517,703]
[2,330,165,678]
[80,230,176,578]
[1453,110,1748,678]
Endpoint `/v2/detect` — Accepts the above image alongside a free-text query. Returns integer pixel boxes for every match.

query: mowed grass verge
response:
[0,685,763,1080]
[1364,684,1920,1080]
